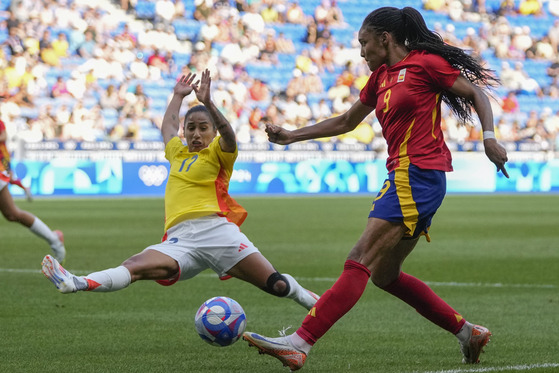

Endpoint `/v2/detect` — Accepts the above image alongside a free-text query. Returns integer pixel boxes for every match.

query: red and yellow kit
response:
[360,50,459,173]
[0,120,11,174]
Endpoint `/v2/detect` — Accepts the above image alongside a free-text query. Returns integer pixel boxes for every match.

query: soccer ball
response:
[194,296,247,347]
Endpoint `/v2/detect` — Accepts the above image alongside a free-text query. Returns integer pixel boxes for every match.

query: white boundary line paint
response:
[1,268,556,289]
[413,363,559,373]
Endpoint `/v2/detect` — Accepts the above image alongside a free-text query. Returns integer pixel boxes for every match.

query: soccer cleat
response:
[51,230,66,264]
[460,324,492,364]
[243,332,306,371]
[41,255,78,293]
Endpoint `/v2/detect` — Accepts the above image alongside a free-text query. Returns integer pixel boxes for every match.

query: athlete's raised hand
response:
[173,72,198,98]
[193,69,211,105]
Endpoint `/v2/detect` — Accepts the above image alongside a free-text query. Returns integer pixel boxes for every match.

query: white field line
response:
[413,362,559,373]
[1,268,556,289]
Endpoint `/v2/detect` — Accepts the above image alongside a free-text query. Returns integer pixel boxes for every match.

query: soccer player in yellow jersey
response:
[41,69,319,312]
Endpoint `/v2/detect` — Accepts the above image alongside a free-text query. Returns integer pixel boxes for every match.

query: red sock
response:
[381,272,465,334]
[9,178,25,190]
[296,260,371,345]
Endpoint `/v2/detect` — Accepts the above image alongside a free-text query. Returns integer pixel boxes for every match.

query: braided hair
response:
[361,7,498,124]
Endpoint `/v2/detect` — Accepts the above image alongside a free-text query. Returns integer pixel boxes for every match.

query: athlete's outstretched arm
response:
[265,99,373,145]
[193,69,236,153]
[449,75,509,178]
[161,73,198,146]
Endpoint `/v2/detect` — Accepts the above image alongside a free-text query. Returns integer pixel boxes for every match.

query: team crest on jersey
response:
[397,68,407,82]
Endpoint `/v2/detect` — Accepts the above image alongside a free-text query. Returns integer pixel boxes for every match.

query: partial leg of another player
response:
[9,177,33,202]
[0,186,65,262]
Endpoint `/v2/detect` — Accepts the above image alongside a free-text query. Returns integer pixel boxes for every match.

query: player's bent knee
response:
[371,272,399,289]
[262,271,291,297]
[3,211,20,222]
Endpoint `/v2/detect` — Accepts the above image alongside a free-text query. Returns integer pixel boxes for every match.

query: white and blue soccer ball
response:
[194,296,247,347]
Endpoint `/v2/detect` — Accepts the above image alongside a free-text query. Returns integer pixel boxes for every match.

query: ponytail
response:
[361,7,498,124]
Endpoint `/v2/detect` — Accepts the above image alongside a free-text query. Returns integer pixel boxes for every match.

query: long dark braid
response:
[361,7,498,124]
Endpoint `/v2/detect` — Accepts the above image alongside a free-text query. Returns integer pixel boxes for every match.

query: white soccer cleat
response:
[41,255,78,293]
[243,332,307,371]
[460,324,492,364]
[50,230,66,264]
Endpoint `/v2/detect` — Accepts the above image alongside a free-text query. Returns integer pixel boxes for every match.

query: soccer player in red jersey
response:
[243,7,508,370]
[0,119,65,262]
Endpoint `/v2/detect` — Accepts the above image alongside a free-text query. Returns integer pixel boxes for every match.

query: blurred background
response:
[1,0,559,196]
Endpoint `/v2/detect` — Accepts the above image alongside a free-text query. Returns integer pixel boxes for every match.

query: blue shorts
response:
[369,164,446,239]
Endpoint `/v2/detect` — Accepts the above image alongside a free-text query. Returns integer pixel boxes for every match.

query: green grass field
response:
[1,195,558,373]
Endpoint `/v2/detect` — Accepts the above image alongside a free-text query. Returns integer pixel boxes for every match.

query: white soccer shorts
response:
[144,214,259,285]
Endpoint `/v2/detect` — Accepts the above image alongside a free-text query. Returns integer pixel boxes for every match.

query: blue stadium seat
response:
[0,0,11,11]
[172,19,201,41]
[0,29,8,44]
[141,127,163,141]
[271,24,307,43]
[329,28,355,45]
[20,107,39,119]
[135,0,156,20]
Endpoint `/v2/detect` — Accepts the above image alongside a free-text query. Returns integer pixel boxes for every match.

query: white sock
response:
[289,332,312,355]
[456,321,473,343]
[29,217,58,246]
[283,273,318,310]
[84,266,132,292]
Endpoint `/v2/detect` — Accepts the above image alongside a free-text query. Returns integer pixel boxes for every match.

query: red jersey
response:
[0,120,11,173]
[360,50,459,172]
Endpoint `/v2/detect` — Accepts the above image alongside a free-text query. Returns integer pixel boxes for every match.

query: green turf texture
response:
[1,195,558,373]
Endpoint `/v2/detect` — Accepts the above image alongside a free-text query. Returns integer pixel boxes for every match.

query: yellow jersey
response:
[163,136,247,232]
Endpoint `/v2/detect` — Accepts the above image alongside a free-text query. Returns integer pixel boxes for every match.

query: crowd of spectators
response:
[0,0,558,152]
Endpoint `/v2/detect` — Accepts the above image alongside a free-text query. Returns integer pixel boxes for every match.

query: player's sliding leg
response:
[226,251,321,310]
[380,272,491,363]
[280,273,320,310]
[41,255,131,293]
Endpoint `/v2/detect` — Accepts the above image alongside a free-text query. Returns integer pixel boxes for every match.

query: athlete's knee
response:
[2,208,21,222]
[262,271,291,297]
[371,270,400,289]
[370,274,387,288]
[122,252,177,282]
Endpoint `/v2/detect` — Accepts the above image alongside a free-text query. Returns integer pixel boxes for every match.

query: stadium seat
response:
[141,127,163,141]
[172,19,201,41]
[135,0,156,20]
[19,106,39,119]
[0,0,11,11]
